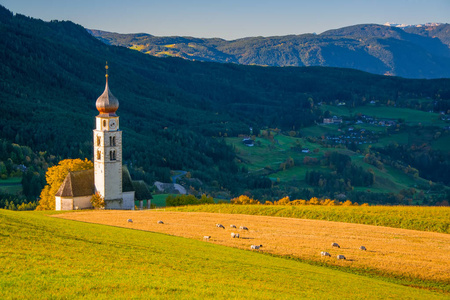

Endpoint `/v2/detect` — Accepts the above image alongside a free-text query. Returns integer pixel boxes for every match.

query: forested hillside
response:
[89,23,450,79]
[1,5,450,205]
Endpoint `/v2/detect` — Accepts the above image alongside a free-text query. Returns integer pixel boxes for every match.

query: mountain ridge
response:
[89,23,450,79]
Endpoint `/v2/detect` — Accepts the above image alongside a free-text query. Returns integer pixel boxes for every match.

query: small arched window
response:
[113,150,116,160]
[112,136,116,146]
[97,136,101,146]
[109,136,112,146]
[97,150,101,160]
[103,120,106,128]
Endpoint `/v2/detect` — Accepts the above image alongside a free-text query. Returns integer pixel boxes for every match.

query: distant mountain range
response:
[89,23,450,79]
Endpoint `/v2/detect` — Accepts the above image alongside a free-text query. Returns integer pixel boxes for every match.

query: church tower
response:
[93,63,124,208]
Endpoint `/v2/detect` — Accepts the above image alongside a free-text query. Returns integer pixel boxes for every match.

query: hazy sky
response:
[1,0,449,40]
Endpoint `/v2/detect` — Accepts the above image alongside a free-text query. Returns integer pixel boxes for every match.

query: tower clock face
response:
[109,120,116,129]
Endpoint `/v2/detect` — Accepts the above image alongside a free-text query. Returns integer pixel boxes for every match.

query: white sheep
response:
[127,219,133,223]
[359,246,367,251]
[240,226,249,230]
[231,233,240,238]
[157,220,164,224]
[251,244,262,250]
[230,224,237,228]
[321,251,331,257]
[216,224,225,229]
[332,242,340,248]
[203,236,211,240]
[337,255,346,260]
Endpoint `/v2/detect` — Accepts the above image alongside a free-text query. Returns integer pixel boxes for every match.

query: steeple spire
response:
[105,61,109,81]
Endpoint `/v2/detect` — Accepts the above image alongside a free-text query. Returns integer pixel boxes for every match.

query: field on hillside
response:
[169,204,450,233]
[226,132,429,195]
[57,210,450,292]
[321,105,444,126]
[0,177,22,194]
[2,210,447,299]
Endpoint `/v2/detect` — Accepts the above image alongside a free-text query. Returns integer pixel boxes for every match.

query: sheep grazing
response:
[251,244,262,250]
[337,255,346,260]
[157,220,164,224]
[321,251,331,257]
[216,224,225,229]
[231,233,240,238]
[359,246,367,251]
[127,219,133,223]
[239,226,249,231]
[203,236,211,241]
[331,242,340,248]
[230,224,237,228]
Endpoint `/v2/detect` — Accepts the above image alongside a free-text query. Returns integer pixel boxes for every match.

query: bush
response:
[230,195,261,205]
[90,192,105,209]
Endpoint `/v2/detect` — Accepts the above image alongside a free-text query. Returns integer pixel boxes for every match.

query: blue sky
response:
[1,0,449,40]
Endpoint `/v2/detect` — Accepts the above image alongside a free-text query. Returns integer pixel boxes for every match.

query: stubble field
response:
[57,210,450,287]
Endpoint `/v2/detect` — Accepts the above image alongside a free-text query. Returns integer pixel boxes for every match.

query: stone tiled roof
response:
[122,166,134,192]
[55,169,95,197]
[133,180,153,200]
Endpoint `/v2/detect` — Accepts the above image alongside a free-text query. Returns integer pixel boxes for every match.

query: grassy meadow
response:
[0,177,22,195]
[169,204,450,234]
[1,209,448,299]
[2,210,448,299]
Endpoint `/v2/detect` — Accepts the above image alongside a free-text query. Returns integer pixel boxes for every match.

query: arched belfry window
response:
[103,120,106,128]
[97,150,101,160]
[112,136,116,146]
[110,150,116,161]
[109,136,112,146]
[97,136,101,146]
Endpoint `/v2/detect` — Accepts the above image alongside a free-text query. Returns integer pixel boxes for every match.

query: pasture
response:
[57,209,450,292]
[321,105,444,126]
[0,177,22,194]
[2,210,447,299]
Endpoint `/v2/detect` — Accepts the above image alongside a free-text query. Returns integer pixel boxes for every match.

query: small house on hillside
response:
[55,169,94,210]
[242,138,254,147]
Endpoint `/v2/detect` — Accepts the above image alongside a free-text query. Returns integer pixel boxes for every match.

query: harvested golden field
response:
[56,210,450,285]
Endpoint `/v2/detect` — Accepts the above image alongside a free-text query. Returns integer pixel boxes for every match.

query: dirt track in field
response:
[56,210,450,283]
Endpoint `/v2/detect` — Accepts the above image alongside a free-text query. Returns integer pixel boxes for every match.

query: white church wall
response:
[61,197,74,210]
[73,196,93,210]
[122,191,135,209]
[55,196,62,211]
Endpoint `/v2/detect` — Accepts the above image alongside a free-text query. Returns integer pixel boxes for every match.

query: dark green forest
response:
[1,5,450,207]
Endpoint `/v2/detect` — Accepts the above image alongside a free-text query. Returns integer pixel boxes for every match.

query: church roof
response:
[122,166,135,192]
[55,169,95,197]
[96,64,119,116]
[133,180,153,200]
[55,167,149,199]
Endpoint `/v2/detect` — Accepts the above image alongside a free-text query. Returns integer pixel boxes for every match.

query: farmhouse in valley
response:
[55,64,151,210]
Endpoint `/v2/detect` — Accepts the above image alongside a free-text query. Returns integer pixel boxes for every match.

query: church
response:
[55,64,151,210]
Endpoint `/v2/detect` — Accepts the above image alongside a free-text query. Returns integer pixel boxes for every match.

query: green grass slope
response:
[0,210,447,299]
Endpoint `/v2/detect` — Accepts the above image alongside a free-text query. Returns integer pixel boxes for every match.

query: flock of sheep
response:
[321,243,367,260]
[127,218,366,260]
[210,223,261,250]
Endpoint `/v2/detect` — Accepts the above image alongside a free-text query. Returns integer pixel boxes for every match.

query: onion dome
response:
[96,63,119,116]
